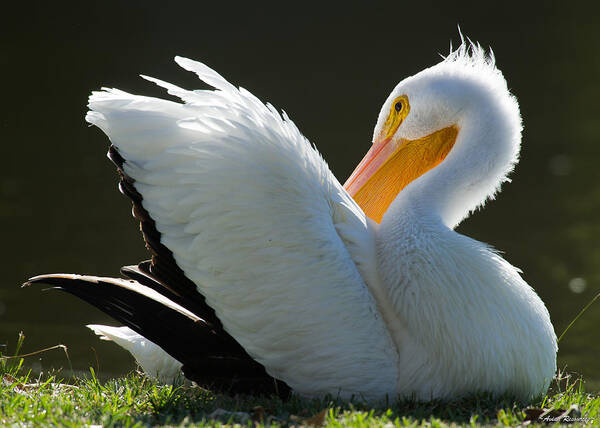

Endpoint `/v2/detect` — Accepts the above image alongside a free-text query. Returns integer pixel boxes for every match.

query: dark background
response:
[2,2,600,388]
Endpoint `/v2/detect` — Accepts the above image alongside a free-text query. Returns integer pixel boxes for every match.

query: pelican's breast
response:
[375,204,557,401]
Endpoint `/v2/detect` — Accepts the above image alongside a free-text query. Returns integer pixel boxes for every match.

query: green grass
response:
[2,349,600,428]
[2,333,599,427]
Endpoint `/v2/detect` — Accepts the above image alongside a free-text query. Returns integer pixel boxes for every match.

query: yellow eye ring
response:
[382,95,410,140]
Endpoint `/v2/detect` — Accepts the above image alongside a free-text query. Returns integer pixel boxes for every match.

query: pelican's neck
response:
[385,105,519,230]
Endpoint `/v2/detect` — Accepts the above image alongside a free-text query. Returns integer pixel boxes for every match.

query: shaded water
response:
[3,3,600,388]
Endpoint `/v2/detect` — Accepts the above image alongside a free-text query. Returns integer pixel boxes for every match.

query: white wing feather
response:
[86,58,398,400]
[87,325,183,384]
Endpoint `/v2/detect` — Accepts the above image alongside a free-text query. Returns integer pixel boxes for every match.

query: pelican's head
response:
[345,42,521,227]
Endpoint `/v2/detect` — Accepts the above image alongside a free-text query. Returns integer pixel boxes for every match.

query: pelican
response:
[26,41,557,402]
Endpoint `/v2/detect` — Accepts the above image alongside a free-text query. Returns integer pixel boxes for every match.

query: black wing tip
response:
[107,144,126,169]
[22,274,77,288]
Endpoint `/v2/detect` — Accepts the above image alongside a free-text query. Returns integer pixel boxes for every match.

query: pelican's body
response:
[29,42,557,402]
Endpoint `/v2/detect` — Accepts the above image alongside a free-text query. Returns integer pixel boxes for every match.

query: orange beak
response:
[344,125,459,223]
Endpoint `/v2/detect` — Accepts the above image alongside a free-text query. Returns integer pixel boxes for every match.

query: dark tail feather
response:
[24,274,290,398]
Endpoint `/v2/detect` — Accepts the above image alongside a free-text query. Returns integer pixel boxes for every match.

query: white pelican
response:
[27,41,557,402]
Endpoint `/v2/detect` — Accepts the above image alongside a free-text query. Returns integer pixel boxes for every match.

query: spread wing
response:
[86,57,398,399]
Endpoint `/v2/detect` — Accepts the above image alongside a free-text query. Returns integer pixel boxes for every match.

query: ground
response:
[1,353,599,428]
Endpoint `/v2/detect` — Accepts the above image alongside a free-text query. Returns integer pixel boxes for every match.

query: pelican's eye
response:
[382,95,410,140]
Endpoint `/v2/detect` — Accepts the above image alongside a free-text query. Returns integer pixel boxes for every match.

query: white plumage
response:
[87,325,182,384]
[85,41,557,402]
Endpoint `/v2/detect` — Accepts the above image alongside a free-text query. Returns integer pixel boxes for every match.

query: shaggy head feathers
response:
[376,40,523,228]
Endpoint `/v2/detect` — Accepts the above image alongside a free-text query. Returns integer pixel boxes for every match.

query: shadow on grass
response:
[131,371,588,426]
[122,380,531,426]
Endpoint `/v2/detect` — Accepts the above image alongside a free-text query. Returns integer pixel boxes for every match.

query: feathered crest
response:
[438,31,504,85]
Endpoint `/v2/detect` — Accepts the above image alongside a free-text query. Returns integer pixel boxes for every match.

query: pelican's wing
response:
[86,58,398,400]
